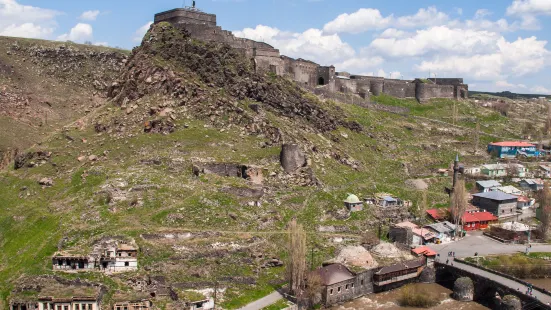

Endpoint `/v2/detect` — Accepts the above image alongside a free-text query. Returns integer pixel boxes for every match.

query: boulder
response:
[453,277,474,301]
[39,177,53,187]
[499,295,522,310]
[280,144,306,173]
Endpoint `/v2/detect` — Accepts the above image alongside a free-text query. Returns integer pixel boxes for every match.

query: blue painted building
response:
[487,141,539,158]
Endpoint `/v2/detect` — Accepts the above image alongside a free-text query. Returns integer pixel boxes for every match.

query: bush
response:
[397,285,439,308]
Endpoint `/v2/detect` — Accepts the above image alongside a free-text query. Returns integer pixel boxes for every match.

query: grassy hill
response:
[0,23,540,309]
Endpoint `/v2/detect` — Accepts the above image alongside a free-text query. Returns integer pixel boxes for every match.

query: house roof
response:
[395,221,435,240]
[462,211,498,223]
[426,208,448,220]
[344,194,361,204]
[383,196,397,202]
[495,186,521,194]
[472,191,518,201]
[316,264,355,286]
[375,259,424,275]
[540,165,551,172]
[395,221,418,229]
[521,179,544,185]
[489,141,536,147]
[411,246,437,257]
[517,195,530,203]
[476,180,502,188]
[424,221,456,234]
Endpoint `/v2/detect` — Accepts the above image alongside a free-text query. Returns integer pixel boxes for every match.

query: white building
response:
[100,244,138,273]
[38,297,99,310]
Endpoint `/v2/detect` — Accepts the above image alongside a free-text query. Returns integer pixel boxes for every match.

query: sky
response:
[1,0,551,94]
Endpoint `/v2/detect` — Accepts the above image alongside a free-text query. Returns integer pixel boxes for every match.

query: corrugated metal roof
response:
[476,180,502,188]
[472,191,518,201]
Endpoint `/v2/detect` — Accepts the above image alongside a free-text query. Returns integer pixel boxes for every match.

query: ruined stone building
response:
[153,7,469,103]
[52,242,138,273]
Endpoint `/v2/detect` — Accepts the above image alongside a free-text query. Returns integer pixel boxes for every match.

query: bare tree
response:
[286,219,307,297]
[538,182,551,237]
[305,272,323,308]
[450,179,468,238]
[505,162,520,183]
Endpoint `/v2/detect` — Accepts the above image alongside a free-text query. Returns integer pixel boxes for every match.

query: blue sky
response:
[1,0,551,94]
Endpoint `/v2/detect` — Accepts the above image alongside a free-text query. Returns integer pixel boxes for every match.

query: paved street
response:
[431,231,551,257]
[237,291,284,310]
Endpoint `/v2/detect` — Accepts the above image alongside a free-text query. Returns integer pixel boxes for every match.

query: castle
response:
[154,7,468,102]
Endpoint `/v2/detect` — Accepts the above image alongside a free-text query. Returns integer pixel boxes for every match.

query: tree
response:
[305,272,323,308]
[450,179,468,238]
[505,162,520,182]
[286,219,307,297]
[537,182,551,237]
[418,190,428,223]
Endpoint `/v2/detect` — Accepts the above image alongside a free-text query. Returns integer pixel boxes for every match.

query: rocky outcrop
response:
[14,151,51,169]
[499,295,522,310]
[280,144,306,173]
[453,277,474,301]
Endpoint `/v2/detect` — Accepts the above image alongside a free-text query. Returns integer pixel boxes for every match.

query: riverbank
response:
[330,283,488,310]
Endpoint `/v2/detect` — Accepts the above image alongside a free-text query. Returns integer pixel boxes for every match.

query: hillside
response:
[0,23,543,309]
[0,36,129,168]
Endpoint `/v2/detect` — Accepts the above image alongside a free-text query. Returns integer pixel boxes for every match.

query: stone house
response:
[10,302,38,310]
[38,297,99,310]
[471,191,518,218]
[52,254,94,271]
[343,194,363,212]
[112,294,152,310]
[411,246,437,266]
[314,263,374,306]
[100,244,138,273]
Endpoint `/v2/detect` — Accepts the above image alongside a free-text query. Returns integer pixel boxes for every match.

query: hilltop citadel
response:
[154,6,469,103]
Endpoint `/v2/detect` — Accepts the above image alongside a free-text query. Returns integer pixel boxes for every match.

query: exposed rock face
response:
[14,151,51,169]
[38,177,53,187]
[280,144,306,173]
[499,295,522,310]
[453,277,474,301]
[193,162,247,178]
[418,266,436,283]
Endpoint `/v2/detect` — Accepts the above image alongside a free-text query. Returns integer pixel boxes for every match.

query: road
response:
[431,231,551,257]
[237,291,284,310]
[438,259,551,306]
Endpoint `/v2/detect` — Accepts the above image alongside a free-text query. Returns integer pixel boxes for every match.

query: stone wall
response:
[415,83,455,103]
[383,80,415,98]
[389,226,413,245]
[323,278,356,305]
[335,78,357,94]
[154,8,217,26]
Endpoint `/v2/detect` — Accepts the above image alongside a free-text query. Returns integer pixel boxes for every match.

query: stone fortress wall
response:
[154,7,468,102]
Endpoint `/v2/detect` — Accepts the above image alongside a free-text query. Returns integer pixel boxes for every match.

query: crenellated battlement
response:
[153,7,468,102]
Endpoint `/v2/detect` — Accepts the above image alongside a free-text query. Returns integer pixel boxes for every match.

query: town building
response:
[495,185,524,196]
[112,293,152,310]
[487,141,539,158]
[519,178,545,191]
[100,244,138,273]
[517,195,533,209]
[481,163,527,178]
[38,297,99,310]
[315,264,364,306]
[423,221,456,243]
[10,302,38,310]
[411,246,437,266]
[471,191,518,218]
[52,254,94,271]
[343,194,363,212]
[372,259,425,287]
[461,210,498,231]
[463,166,481,176]
[389,221,436,246]
[52,243,138,273]
[538,164,551,179]
[475,180,502,193]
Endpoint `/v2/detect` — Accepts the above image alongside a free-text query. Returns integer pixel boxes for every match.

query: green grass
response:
[261,299,289,310]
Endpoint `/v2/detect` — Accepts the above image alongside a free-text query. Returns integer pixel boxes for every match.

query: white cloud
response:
[474,9,492,19]
[495,80,527,90]
[370,26,501,58]
[323,6,449,34]
[334,56,384,73]
[133,21,153,42]
[531,86,551,94]
[57,23,93,42]
[234,25,355,65]
[323,8,392,34]
[0,0,59,39]
[378,28,409,39]
[79,10,100,21]
[507,0,551,16]
[413,36,551,81]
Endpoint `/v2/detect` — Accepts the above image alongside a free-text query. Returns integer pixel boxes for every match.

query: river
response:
[330,283,489,310]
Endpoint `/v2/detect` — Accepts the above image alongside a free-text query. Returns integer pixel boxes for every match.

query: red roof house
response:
[462,211,498,231]
[489,141,536,147]
[426,208,449,221]
[411,246,437,257]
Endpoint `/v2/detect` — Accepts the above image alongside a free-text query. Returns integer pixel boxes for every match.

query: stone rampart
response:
[383,80,415,98]
[416,83,455,103]
[154,8,216,26]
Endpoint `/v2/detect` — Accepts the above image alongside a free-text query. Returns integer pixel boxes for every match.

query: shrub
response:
[397,284,439,308]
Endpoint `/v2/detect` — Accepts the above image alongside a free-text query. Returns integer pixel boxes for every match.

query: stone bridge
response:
[436,259,551,309]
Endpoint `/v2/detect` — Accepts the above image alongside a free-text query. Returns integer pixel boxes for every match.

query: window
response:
[43,303,48,310]
[75,305,80,310]
[338,287,341,293]
[351,283,355,288]
[361,280,364,286]
[125,262,129,267]
[345,284,349,290]
[64,306,69,310]
[329,289,333,295]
